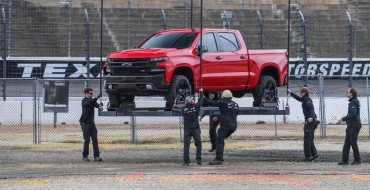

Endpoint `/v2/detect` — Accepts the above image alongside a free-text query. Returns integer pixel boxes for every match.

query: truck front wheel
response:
[166,75,192,108]
[252,75,277,107]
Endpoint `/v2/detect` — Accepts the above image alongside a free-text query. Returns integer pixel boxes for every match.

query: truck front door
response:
[199,32,224,91]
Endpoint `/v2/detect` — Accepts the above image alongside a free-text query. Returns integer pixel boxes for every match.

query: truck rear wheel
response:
[252,75,277,107]
[107,93,134,108]
[166,75,192,108]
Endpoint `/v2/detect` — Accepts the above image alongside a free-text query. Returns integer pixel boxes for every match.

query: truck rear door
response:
[217,32,249,89]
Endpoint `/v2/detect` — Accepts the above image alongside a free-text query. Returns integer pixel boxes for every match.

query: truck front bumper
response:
[104,74,170,96]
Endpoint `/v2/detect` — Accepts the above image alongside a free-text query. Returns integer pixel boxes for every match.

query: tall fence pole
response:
[2,7,6,100]
[297,10,308,87]
[127,0,131,49]
[84,9,90,88]
[346,11,353,88]
[161,9,167,30]
[256,10,263,49]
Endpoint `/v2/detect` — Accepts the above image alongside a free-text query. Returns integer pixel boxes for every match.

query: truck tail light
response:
[108,84,118,89]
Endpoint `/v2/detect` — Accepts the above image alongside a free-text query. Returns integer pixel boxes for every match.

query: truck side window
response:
[218,32,240,52]
[197,33,218,52]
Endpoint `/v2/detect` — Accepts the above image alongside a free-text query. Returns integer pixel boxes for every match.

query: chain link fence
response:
[0,76,370,146]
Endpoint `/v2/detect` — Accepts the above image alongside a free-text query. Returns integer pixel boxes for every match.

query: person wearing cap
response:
[79,87,103,162]
[287,87,319,162]
[337,88,362,165]
[203,90,239,165]
[181,89,204,166]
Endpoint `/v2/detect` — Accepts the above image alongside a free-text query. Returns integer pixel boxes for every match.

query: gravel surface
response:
[1,139,370,189]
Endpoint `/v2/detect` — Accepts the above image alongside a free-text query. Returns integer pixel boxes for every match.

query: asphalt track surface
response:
[1,139,370,189]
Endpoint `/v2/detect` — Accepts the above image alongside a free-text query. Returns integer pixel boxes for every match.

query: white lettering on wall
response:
[43,64,68,78]
[17,63,42,78]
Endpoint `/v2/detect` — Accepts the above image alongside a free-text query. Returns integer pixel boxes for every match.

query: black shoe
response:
[182,163,190,166]
[82,157,90,161]
[94,156,102,162]
[338,161,349,165]
[310,154,319,161]
[196,159,202,165]
[304,156,313,162]
[351,160,362,165]
[209,160,223,165]
[209,148,216,153]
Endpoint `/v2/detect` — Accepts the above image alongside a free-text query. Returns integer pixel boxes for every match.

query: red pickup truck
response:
[104,28,288,108]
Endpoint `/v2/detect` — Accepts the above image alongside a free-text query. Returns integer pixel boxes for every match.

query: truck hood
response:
[107,48,177,58]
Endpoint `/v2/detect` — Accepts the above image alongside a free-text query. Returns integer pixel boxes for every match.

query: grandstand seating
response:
[0,0,368,58]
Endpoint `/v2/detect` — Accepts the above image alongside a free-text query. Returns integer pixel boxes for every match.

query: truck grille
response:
[109,58,151,75]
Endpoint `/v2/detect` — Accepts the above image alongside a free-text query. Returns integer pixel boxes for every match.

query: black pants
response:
[215,125,236,161]
[81,122,100,157]
[342,127,361,162]
[209,115,220,149]
[303,121,318,158]
[183,128,202,164]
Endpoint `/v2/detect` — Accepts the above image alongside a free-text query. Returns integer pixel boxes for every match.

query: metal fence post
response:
[127,0,131,49]
[256,10,263,49]
[161,9,167,30]
[37,78,41,144]
[367,77,370,137]
[319,73,326,138]
[33,77,37,144]
[2,7,6,100]
[84,9,90,88]
[346,11,353,88]
[131,116,137,144]
[297,10,308,87]
[179,116,183,143]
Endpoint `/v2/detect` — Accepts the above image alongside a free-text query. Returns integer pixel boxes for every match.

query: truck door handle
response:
[240,55,246,59]
[216,56,222,60]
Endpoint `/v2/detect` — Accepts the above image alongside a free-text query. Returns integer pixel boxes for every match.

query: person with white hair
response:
[203,90,239,165]
[181,88,204,166]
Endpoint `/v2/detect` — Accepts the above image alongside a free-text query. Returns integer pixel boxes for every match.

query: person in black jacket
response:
[287,87,319,161]
[199,113,220,152]
[337,88,362,165]
[204,90,239,165]
[181,89,204,166]
[79,87,102,162]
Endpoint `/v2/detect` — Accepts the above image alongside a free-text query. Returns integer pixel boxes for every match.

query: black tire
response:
[107,93,134,108]
[165,75,192,108]
[252,75,278,107]
[205,92,220,100]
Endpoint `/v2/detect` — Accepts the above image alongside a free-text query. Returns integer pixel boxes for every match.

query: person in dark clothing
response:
[79,87,102,162]
[337,88,362,165]
[199,113,220,152]
[181,89,204,166]
[287,87,319,161]
[203,90,239,165]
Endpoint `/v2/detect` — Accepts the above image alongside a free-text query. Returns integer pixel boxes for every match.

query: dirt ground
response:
[1,139,370,189]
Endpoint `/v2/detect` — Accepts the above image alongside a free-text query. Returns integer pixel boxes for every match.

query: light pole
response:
[60,1,72,57]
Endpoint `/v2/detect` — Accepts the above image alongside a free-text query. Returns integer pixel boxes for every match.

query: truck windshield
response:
[139,32,197,49]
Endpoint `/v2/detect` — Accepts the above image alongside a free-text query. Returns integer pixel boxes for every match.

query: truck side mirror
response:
[195,45,208,56]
